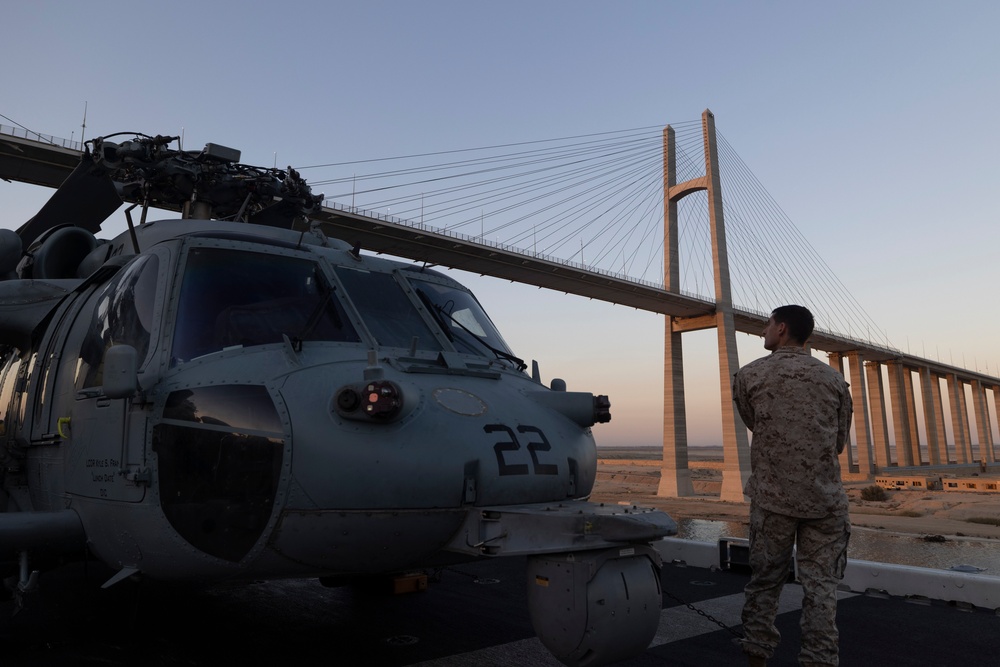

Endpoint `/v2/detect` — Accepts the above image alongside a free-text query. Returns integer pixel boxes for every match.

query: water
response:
[675,518,1000,576]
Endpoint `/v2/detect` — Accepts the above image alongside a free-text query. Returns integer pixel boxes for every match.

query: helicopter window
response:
[333,267,442,351]
[155,386,283,562]
[0,348,21,439]
[19,353,37,423]
[171,248,359,363]
[76,254,160,390]
[404,274,523,370]
[162,385,283,434]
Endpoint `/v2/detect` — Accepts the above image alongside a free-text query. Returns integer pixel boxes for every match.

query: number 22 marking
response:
[484,424,558,476]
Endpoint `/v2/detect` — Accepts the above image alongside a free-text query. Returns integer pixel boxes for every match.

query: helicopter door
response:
[70,390,136,501]
[22,283,141,506]
[66,255,162,502]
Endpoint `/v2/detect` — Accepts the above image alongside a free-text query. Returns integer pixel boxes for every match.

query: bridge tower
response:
[657,109,751,502]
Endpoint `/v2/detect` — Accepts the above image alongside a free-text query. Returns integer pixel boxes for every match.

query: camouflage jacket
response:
[733,346,852,518]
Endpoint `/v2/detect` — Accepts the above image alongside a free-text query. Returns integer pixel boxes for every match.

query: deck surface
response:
[2,555,997,666]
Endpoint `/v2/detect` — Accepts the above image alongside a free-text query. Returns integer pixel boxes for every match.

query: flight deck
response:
[2,542,997,666]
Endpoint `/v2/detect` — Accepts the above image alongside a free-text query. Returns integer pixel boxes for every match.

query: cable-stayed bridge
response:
[1,113,997,501]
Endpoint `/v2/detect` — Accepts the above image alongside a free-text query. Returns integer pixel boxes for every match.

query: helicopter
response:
[0,132,677,666]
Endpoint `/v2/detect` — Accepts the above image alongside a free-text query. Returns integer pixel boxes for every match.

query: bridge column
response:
[994,385,1000,460]
[828,353,856,472]
[657,125,694,497]
[865,361,893,471]
[901,366,923,465]
[845,351,874,475]
[659,316,694,496]
[921,367,947,465]
[948,374,972,464]
[993,386,1000,462]
[971,380,995,464]
[703,110,750,502]
[886,361,914,466]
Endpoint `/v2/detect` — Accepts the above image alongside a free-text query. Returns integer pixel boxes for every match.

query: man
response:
[732,305,853,667]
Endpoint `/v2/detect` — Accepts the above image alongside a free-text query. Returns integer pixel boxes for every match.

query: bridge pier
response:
[845,352,874,474]
[903,367,923,464]
[886,362,915,466]
[922,368,948,465]
[865,361,893,471]
[972,380,996,464]
[948,374,972,463]
[716,306,751,502]
[658,316,694,496]
[829,353,856,472]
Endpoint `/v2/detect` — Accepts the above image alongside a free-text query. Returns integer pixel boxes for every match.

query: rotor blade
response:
[16,156,122,247]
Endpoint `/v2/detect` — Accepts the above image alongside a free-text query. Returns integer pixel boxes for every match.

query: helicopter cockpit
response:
[164,239,524,373]
[171,246,360,365]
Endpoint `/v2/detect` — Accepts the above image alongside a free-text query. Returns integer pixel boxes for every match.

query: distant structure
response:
[875,475,942,491]
[658,110,749,502]
[657,110,999,502]
[876,474,1000,494]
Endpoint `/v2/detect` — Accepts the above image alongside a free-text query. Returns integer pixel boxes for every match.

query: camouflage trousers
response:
[740,505,850,666]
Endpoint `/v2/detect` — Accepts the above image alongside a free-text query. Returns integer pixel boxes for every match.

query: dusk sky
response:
[2,1,997,448]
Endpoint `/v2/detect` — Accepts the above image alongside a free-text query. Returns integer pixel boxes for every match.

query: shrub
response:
[860,485,888,502]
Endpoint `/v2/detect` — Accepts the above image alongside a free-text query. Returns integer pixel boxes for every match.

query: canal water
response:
[674,518,1000,576]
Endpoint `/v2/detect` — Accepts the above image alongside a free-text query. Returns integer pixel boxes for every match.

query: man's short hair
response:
[772,305,814,343]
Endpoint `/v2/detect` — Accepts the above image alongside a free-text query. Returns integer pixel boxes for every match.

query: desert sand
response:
[591,450,1000,541]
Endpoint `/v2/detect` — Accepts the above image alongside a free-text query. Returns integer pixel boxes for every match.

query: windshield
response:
[172,247,359,362]
[404,272,524,370]
[334,267,442,351]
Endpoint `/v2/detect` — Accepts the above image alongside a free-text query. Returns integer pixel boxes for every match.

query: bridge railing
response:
[322,200,714,305]
[732,304,903,357]
[0,124,83,152]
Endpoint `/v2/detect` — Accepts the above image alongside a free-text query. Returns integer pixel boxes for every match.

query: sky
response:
[2,1,998,448]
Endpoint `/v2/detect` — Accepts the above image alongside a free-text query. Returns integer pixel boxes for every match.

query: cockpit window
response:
[404,272,524,370]
[171,247,359,363]
[76,254,159,390]
[334,267,442,351]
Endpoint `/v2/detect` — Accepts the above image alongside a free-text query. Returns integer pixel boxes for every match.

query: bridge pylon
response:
[657,109,751,502]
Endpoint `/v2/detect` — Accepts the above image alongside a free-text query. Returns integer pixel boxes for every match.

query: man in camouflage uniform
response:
[732,305,852,667]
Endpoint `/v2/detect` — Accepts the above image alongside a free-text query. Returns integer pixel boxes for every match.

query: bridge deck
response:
[2,128,996,382]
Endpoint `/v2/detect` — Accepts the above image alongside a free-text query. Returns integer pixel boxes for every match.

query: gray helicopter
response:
[0,133,676,666]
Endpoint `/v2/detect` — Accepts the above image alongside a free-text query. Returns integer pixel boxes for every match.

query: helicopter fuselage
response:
[0,218,656,582]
